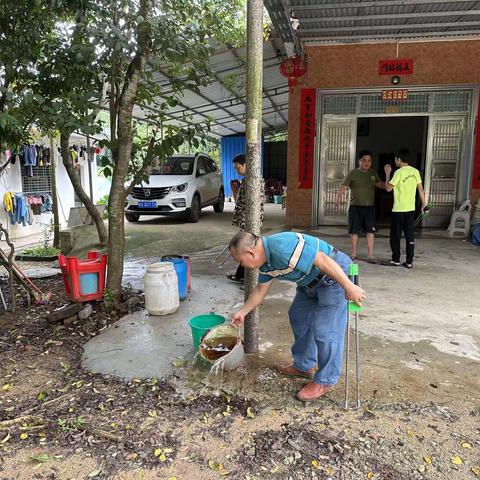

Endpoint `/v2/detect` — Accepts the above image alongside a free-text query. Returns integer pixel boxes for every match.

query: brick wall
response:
[285,39,480,227]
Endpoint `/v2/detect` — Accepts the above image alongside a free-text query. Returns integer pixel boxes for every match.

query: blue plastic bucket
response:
[161,256,187,300]
[79,273,99,295]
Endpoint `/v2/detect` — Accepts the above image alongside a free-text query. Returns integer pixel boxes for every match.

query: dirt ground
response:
[1,206,480,479]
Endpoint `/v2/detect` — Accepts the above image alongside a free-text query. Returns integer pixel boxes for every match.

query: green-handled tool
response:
[414,203,432,227]
[344,263,362,410]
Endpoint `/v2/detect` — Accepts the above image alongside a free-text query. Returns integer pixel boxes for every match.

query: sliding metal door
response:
[319,117,357,225]
[424,116,465,227]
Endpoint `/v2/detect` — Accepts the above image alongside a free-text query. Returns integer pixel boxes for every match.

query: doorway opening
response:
[356,116,428,225]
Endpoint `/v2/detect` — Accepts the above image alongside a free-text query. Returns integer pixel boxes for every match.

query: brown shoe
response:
[275,363,315,379]
[296,382,333,402]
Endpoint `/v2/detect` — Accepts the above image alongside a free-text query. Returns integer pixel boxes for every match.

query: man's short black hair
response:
[358,150,373,159]
[395,148,410,163]
[232,153,246,165]
[229,231,258,251]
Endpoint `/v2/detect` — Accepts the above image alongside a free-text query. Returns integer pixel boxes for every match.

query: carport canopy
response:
[131,39,289,139]
[265,0,480,52]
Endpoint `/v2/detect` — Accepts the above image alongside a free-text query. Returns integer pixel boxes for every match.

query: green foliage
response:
[97,194,109,219]
[2,0,246,297]
[57,415,85,433]
[22,246,60,257]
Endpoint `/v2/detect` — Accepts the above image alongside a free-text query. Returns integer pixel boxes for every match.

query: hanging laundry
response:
[41,193,53,213]
[42,147,51,166]
[3,192,15,224]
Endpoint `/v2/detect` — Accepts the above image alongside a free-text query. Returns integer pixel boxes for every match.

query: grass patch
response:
[21,246,61,257]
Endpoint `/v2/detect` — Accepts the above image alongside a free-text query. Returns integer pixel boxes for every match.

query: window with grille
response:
[322,90,472,116]
[21,166,52,194]
[323,96,357,115]
[360,93,429,114]
[433,91,471,113]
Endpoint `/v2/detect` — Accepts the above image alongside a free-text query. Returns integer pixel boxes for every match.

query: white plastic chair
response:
[447,200,471,237]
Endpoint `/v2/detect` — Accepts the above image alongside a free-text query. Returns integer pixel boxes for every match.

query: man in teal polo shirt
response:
[228,231,366,402]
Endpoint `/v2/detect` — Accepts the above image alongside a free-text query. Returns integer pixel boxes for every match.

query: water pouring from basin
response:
[199,324,244,372]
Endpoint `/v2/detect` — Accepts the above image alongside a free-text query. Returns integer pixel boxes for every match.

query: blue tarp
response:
[220,136,264,197]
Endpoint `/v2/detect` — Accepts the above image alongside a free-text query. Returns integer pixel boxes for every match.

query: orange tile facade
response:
[286,39,480,227]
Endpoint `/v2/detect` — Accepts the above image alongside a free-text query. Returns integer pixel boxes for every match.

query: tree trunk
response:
[59,133,107,247]
[243,0,264,354]
[106,0,153,302]
[49,137,60,248]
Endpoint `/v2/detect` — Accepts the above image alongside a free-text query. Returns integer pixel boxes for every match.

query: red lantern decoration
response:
[279,56,306,88]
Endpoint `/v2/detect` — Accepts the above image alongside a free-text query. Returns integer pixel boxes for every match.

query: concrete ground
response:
[83,203,480,410]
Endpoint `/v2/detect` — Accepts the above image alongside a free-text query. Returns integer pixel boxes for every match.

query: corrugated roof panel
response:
[268,0,480,45]
[132,39,289,138]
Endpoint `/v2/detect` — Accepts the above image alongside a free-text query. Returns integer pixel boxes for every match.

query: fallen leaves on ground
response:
[31,453,49,463]
[208,459,230,476]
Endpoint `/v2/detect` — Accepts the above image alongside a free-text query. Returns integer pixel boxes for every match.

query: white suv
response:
[124,153,224,223]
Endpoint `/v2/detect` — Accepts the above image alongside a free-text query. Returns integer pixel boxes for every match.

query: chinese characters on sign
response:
[472,97,480,189]
[381,89,408,101]
[378,59,414,75]
[298,89,316,189]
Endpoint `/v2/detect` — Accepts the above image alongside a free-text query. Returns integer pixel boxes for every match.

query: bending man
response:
[229,231,366,402]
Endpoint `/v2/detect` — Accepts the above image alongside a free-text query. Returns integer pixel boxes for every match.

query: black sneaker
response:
[226,273,243,283]
[403,262,413,269]
[389,260,400,266]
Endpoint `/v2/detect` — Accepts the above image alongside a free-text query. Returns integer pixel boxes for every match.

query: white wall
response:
[0,141,101,241]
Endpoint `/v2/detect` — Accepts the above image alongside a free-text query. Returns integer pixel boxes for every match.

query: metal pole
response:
[243,0,264,354]
[355,310,361,408]
[49,137,61,248]
[86,135,94,225]
[344,308,351,410]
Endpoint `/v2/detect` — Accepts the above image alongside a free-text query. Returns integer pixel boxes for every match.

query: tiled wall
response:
[286,39,480,227]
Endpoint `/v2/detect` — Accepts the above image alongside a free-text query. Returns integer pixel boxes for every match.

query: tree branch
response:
[125,135,156,197]
[59,132,108,247]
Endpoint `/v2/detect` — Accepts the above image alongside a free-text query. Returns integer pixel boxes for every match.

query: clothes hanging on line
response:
[3,144,52,177]
[3,191,53,226]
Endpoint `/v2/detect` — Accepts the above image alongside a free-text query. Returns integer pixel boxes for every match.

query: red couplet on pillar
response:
[58,251,107,303]
[298,88,317,189]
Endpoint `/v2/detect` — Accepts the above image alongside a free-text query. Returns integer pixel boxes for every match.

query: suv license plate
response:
[138,201,157,209]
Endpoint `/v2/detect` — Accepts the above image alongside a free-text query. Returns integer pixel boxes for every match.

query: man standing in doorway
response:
[336,150,385,263]
[384,148,427,268]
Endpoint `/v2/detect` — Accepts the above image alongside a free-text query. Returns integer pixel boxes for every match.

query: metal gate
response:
[424,117,465,227]
[315,88,474,227]
[319,117,357,225]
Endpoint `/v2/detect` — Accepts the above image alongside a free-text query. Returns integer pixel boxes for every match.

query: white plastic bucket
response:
[144,262,179,315]
[199,324,244,371]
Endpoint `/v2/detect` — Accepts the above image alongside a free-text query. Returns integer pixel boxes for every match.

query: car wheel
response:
[125,213,140,223]
[186,194,201,223]
[213,189,225,213]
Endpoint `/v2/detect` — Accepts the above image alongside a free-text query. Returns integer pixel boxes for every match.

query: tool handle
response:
[348,263,362,313]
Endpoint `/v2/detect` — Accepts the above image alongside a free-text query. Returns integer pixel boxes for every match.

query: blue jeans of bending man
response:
[288,251,352,386]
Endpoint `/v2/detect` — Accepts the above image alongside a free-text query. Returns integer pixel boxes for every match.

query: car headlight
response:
[172,182,188,193]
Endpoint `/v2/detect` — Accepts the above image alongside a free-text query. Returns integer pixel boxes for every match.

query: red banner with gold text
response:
[298,89,316,189]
